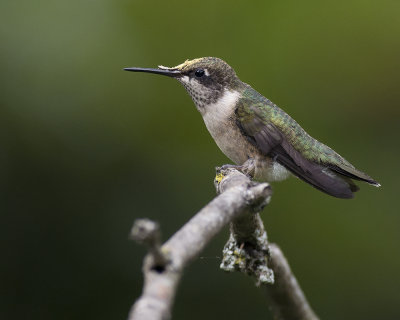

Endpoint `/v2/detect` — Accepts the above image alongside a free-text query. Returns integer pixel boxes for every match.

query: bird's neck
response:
[200,89,241,119]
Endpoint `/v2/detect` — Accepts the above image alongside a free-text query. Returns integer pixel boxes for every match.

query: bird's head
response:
[125,57,241,110]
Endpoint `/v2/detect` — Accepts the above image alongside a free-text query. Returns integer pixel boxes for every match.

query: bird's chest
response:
[202,112,289,181]
[201,103,255,165]
[199,90,290,182]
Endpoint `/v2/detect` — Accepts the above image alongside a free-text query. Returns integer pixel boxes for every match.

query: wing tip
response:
[360,174,381,188]
[369,181,381,188]
[363,176,381,188]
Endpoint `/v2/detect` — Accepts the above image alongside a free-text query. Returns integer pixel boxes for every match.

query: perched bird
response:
[125,57,380,198]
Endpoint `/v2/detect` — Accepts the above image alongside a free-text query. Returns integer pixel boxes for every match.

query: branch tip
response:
[130,218,161,245]
[130,219,168,269]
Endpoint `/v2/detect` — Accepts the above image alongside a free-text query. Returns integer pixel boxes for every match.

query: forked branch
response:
[128,168,318,320]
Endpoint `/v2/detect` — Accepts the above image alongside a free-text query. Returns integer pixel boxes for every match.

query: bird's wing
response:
[235,94,356,198]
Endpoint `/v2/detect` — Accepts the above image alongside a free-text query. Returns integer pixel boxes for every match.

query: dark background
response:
[2,1,399,319]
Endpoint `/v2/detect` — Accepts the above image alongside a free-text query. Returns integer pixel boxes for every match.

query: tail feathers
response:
[269,142,379,199]
[295,165,356,199]
[342,177,360,193]
[273,146,356,198]
[305,168,356,199]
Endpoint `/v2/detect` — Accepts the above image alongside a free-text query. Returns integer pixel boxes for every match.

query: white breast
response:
[200,89,290,182]
[201,90,240,129]
[200,90,252,165]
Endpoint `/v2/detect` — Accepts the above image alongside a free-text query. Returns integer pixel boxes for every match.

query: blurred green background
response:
[1,0,399,319]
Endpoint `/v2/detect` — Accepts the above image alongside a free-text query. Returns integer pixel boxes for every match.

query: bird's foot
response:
[220,164,242,171]
[219,159,256,179]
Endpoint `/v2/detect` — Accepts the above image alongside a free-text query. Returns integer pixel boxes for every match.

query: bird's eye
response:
[195,69,205,78]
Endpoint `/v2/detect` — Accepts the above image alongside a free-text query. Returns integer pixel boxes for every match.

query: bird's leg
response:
[220,164,242,170]
[220,158,256,178]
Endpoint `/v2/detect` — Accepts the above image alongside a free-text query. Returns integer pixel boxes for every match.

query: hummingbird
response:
[124,57,380,198]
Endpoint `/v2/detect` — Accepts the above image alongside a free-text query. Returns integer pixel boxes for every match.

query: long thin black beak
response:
[124,67,181,77]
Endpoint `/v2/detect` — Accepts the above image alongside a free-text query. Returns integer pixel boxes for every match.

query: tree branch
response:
[264,244,318,320]
[128,167,318,320]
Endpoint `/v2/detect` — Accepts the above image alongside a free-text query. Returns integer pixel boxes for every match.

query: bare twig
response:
[265,244,319,320]
[128,167,318,320]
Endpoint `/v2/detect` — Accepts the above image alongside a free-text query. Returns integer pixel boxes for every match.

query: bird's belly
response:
[203,116,290,182]
[213,131,252,165]
[203,117,290,183]
[203,117,254,165]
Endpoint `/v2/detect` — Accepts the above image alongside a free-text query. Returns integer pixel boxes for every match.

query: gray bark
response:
[128,167,318,320]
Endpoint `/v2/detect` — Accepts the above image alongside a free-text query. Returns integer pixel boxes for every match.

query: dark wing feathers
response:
[236,93,368,198]
[253,126,355,198]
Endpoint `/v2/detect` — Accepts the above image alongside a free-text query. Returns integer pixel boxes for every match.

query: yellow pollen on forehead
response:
[158,58,205,71]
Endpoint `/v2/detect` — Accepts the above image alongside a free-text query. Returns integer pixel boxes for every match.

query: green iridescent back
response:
[237,86,357,169]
